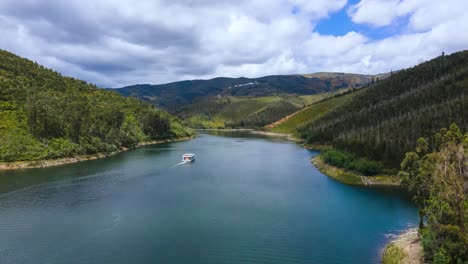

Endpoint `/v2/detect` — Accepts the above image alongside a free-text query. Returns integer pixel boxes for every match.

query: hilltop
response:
[113,72,383,111]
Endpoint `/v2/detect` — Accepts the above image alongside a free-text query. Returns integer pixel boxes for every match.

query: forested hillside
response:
[0,50,192,162]
[298,51,468,167]
[115,72,382,111]
[268,90,359,134]
[177,93,341,129]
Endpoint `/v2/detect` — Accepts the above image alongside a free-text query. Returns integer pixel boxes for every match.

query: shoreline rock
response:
[383,228,422,264]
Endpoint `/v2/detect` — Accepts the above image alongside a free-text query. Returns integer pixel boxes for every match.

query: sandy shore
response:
[383,228,422,264]
[0,136,194,170]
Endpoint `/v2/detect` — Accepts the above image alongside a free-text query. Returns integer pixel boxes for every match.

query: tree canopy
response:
[0,49,193,162]
[400,124,467,263]
[298,51,468,168]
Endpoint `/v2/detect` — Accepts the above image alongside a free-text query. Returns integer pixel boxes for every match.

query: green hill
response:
[298,51,468,167]
[114,72,381,112]
[177,93,341,129]
[268,91,359,134]
[0,50,193,163]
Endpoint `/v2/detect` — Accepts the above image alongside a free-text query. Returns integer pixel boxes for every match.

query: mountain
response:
[114,72,384,111]
[297,50,468,168]
[0,49,192,163]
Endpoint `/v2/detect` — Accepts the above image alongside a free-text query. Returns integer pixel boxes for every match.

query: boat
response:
[182,153,196,162]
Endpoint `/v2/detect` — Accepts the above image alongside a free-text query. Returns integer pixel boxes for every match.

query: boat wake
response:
[171,161,188,168]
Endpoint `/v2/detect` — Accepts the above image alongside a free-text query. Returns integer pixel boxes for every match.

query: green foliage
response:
[401,124,468,263]
[312,156,364,185]
[179,92,348,129]
[178,96,299,128]
[0,49,193,162]
[298,51,468,167]
[321,149,383,176]
[382,243,407,264]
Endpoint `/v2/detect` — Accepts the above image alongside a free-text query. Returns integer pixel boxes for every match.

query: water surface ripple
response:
[0,132,416,264]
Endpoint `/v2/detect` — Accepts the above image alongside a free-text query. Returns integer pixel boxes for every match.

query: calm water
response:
[0,132,416,264]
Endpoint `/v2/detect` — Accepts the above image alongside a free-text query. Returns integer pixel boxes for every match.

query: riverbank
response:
[195,128,254,132]
[0,136,194,170]
[200,129,401,187]
[196,128,302,141]
[311,155,401,186]
[269,133,414,263]
[249,130,301,141]
[204,129,401,186]
[383,228,422,264]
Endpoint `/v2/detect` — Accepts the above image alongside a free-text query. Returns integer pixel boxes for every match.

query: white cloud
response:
[0,0,467,87]
[348,0,468,30]
[292,0,347,18]
[348,0,402,26]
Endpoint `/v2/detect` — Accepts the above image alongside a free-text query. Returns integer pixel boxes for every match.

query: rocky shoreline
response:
[383,228,422,264]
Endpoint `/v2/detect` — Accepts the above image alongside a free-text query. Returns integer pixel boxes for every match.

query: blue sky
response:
[315,0,361,36]
[0,0,467,87]
[314,0,408,39]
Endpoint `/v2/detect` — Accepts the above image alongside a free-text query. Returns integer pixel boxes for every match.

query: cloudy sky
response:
[1,0,467,87]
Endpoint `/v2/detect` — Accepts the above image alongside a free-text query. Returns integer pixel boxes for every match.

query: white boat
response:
[182,153,196,162]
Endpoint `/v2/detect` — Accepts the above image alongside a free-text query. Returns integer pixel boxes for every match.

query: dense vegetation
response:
[0,50,192,162]
[321,149,384,176]
[299,51,468,168]
[400,124,467,263]
[115,72,380,111]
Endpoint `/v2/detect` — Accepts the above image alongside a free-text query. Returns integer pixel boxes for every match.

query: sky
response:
[1,0,467,87]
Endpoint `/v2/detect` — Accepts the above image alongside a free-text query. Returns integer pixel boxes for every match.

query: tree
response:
[141,110,171,139]
[26,90,65,138]
[401,124,468,263]
[400,137,434,228]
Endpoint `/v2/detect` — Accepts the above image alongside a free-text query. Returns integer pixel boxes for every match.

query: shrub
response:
[321,149,384,176]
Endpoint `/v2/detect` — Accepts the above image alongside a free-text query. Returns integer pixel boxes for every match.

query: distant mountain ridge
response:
[114,72,387,111]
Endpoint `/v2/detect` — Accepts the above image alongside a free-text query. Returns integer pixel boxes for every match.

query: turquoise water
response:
[0,132,416,263]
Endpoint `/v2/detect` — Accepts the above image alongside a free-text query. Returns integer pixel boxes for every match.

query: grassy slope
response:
[269,91,358,134]
[183,94,328,128]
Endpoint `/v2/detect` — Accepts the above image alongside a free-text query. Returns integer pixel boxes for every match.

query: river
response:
[0,131,416,263]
